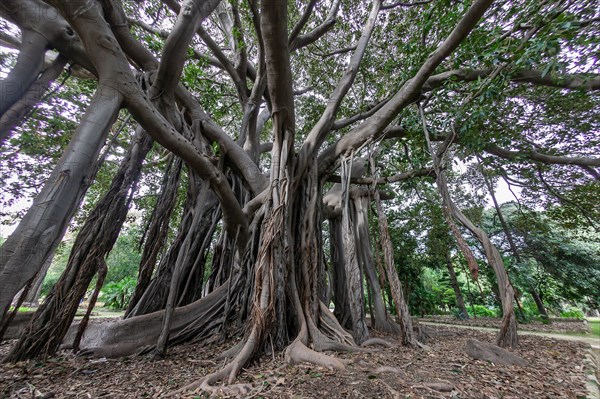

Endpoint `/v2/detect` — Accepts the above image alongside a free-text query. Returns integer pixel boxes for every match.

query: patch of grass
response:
[563,319,600,339]
[8,306,35,313]
[588,319,600,339]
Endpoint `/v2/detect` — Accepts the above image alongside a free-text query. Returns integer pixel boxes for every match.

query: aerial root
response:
[361,337,397,348]
[285,340,345,370]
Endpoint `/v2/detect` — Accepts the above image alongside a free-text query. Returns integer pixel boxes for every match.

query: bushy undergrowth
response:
[101,277,136,310]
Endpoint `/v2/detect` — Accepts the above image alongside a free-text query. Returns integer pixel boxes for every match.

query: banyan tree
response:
[1,0,598,393]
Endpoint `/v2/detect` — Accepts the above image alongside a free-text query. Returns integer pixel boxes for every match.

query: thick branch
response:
[103,0,266,195]
[290,0,341,51]
[0,55,68,144]
[423,68,600,92]
[0,29,48,116]
[289,0,319,45]
[52,0,248,246]
[152,0,222,99]
[318,0,494,174]
[327,168,434,184]
[1,0,95,74]
[485,144,600,172]
[297,0,382,177]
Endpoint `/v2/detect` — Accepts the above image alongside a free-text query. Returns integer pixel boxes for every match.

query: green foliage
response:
[39,226,141,299]
[105,226,142,285]
[0,73,97,222]
[467,304,497,318]
[589,320,600,338]
[40,240,72,297]
[101,277,136,310]
[559,307,584,320]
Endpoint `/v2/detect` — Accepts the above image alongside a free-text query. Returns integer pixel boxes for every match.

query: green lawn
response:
[566,318,600,339]
[588,319,600,339]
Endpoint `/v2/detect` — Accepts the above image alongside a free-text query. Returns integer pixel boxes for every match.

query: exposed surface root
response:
[361,337,397,348]
[307,311,367,353]
[167,363,245,398]
[375,365,405,374]
[284,340,345,370]
[215,339,244,360]
[196,381,253,397]
[318,302,355,346]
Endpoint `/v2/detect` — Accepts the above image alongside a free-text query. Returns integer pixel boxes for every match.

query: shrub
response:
[101,277,136,310]
[467,304,497,318]
[559,307,584,319]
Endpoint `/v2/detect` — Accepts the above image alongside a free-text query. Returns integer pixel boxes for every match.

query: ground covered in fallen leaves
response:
[417,315,592,334]
[0,326,591,398]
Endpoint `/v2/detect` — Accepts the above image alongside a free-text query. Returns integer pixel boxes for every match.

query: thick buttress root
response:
[172,299,368,396]
[285,340,345,370]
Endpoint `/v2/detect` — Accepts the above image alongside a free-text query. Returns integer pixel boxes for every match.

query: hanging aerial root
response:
[284,340,345,370]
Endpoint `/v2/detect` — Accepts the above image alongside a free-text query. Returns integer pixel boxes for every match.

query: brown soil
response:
[0,327,590,398]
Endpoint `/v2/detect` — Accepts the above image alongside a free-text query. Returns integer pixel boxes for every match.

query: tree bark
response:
[353,196,399,333]
[374,190,417,346]
[341,197,369,344]
[437,172,518,348]
[4,128,152,361]
[154,179,211,357]
[329,217,352,329]
[0,85,122,319]
[481,170,550,321]
[23,253,55,306]
[126,156,182,316]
